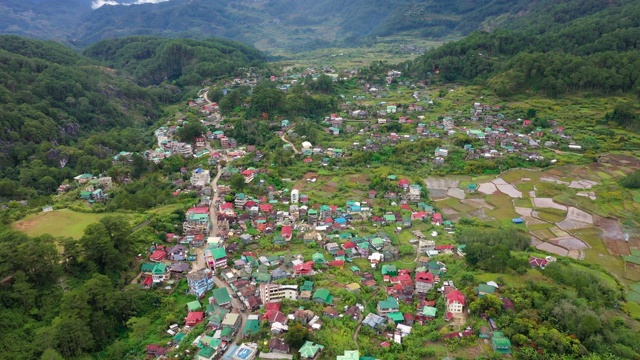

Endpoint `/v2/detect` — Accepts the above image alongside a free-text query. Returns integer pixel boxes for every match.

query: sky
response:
[91,0,172,10]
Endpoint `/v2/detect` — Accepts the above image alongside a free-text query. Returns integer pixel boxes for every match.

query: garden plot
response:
[595,216,631,256]
[461,198,494,210]
[425,177,461,200]
[569,180,598,189]
[515,207,546,225]
[533,198,567,211]
[536,242,569,257]
[549,235,590,250]
[576,191,597,200]
[446,187,466,200]
[548,226,570,238]
[556,206,594,231]
[468,208,494,221]
[478,182,498,195]
[491,178,522,198]
[531,228,556,240]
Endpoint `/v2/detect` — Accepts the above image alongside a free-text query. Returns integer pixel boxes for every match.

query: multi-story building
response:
[187,269,214,298]
[259,284,299,304]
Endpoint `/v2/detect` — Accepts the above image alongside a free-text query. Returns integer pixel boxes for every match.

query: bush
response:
[620,170,640,189]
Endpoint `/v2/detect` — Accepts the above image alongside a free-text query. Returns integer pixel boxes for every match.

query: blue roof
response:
[195,168,202,173]
[512,218,524,224]
[335,217,347,224]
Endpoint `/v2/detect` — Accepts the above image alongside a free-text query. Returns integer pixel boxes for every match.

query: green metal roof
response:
[212,287,231,304]
[387,312,404,322]
[187,300,202,311]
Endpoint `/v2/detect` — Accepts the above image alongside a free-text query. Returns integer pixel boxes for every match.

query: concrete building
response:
[260,284,299,304]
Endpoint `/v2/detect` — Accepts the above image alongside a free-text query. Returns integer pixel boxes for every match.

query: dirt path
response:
[353,289,379,351]
[131,219,151,232]
[280,127,300,155]
[203,89,212,104]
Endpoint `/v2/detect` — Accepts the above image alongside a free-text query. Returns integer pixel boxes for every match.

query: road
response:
[280,127,300,155]
[197,87,249,347]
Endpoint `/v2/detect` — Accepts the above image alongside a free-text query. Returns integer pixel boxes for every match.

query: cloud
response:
[92,0,119,10]
[92,0,171,10]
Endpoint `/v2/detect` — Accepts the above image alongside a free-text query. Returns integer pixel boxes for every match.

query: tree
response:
[230,173,246,191]
[176,121,206,144]
[50,316,95,358]
[40,349,64,360]
[285,323,309,348]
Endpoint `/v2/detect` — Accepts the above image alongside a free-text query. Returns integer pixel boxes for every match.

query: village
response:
[104,75,587,360]
[43,68,640,360]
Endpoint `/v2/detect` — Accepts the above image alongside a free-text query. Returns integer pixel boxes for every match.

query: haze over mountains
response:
[0,0,543,52]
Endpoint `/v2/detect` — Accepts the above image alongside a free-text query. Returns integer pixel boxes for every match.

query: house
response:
[146,344,168,357]
[492,332,512,354]
[381,264,397,277]
[294,261,314,276]
[140,276,153,289]
[345,283,361,292]
[243,316,261,338]
[323,306,339,318]
[446,289,465,314]
[337,350,359,360]
[312,288,333,304]
[188,269,215,298]
[269,338,290,354]
[529,256,548,268]
[432,213,443,225]
[152,263,169,283]
[185,311,204,326]
[281,225,292,241]
[419,306,438,320]
[222,312,241,330]
[377,296,399,315]
[475,284,496,298]
[211,287,232,307]
[344,305,361,320]
[362,313,386,330]
[415,271,435,294]
[150,249,166,262]
[388,311,404,324]
[167,245,187,261]
[299,341,324,359]
[195,347,216,360]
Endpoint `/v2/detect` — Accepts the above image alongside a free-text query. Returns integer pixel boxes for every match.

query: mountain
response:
[0,0,92,44]
[408,0,640,97]
[82,36,266,86]
[0,0,538,52]
[71,0,535,51]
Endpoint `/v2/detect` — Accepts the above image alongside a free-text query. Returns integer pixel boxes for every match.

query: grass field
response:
[13,209,112,239]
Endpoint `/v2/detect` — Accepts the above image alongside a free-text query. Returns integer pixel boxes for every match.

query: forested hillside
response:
[0,35,263,209]
[83,36,266,86]
[67,0,531,51]
[408,0,640,98]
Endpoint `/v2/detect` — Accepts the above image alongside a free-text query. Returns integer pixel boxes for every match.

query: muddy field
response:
[447,188,466,200]
[557,207,594,230]
[533,198,567,211]
[536,242,569,257]
[549,235,590,250]
[595,216,631,256]
[492,178,522,198]
[478,183,497,195]
[425,177,460,190]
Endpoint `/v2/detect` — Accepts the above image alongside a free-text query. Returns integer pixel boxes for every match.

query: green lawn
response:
[12,209,111,239]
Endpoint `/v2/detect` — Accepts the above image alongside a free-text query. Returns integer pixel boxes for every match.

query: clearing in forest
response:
[12,209,107,239]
